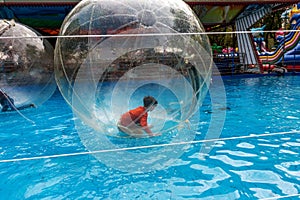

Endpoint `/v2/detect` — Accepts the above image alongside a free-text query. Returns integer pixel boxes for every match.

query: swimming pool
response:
[0,74,300,199]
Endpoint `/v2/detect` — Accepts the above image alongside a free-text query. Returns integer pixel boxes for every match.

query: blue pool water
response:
[1,74,300,199]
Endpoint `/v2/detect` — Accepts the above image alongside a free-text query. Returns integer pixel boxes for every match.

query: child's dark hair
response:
[143,96,158,108]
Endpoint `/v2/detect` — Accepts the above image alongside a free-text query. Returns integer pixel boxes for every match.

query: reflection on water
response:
[0,75,300,199]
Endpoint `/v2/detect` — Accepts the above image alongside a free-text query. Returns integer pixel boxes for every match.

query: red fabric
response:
[119,106,148,127]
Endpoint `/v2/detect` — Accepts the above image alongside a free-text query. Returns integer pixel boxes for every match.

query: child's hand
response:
[149,132,161,137]
[148,125,154,128]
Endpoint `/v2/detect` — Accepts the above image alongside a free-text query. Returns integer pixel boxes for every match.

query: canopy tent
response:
[0,0,296,35]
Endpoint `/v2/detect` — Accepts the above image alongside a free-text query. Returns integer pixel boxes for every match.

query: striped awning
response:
[235,5,273,66]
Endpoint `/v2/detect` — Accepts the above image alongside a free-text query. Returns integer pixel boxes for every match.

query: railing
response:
[213,52,246,75]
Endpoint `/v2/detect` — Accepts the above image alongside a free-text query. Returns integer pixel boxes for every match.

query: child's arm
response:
[142,125,161,137]
[143,126,152,135]
[140,112,161,137]
[140,114,153,136]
